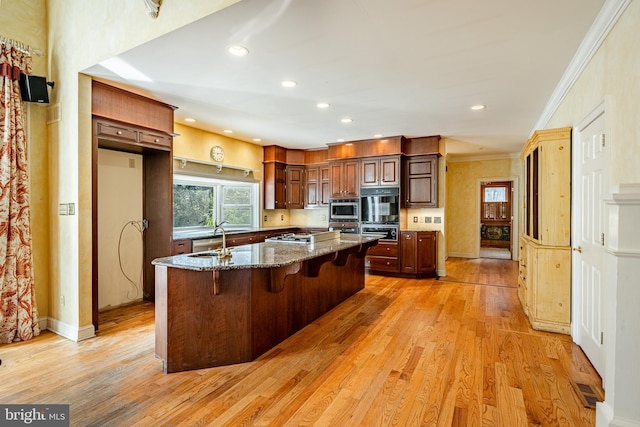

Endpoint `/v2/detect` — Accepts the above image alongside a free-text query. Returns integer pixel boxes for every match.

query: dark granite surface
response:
[153,234,379,271]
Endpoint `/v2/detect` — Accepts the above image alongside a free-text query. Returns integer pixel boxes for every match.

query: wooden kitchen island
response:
[152,234,379,373]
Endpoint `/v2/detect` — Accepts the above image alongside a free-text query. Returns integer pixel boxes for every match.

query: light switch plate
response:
[425,216,432,223]
[68,203,75,215]
[58,203,68,215]
[434,216,442,223]
[413,216,418,223]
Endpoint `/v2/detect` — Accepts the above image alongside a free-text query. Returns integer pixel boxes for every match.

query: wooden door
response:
[305,166,319,207]
[417,232,436,274]
[572,106,607,376]
[400,231,416,273]
[286,166,304,209]
[380,156,399,186]
[404,156,437,207]
[360,158,378,187]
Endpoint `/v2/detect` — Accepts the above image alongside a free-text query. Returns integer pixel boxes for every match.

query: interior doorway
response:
[479,180,513,259]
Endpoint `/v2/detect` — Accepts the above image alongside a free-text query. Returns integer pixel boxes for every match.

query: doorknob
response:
[572,246,582,253]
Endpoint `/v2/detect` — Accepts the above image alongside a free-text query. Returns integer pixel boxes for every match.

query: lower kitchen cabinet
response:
[364,241,399,273]
[400,230,437,277]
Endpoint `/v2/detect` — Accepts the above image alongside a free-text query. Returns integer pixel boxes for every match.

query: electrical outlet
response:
[61,295,65,307]
[280,214,284,221]
[419,217,424,223]
[426,216,432,223]
[434,216,442,224]
[413,216,418,223]
[264,215,268,222]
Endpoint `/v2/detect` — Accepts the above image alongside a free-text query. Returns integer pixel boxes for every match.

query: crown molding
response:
[532,0,631,133]
[446,152,520,163]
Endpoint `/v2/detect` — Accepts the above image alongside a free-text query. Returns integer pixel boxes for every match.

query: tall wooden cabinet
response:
[403,155,438,207]
[520,127,571,334]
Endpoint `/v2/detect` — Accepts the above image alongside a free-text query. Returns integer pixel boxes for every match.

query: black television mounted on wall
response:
[19,74,51,103]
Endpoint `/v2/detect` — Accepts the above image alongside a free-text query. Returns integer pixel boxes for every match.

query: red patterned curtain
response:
[0,38,39,343]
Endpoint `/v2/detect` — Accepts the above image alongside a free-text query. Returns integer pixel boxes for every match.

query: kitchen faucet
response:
[213,220,231,258]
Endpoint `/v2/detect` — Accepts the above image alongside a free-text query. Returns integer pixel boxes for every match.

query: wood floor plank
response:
[0,258,601,426]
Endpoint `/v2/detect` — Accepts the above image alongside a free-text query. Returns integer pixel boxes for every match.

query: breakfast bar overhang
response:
[152,234,379,373]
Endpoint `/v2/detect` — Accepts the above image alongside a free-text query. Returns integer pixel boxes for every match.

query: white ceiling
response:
[83,0,605,155]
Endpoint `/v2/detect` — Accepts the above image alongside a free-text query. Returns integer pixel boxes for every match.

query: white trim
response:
[446,153,519,163]
[533,0,631,132]
[47,318,96,342]
[38,316,48,332]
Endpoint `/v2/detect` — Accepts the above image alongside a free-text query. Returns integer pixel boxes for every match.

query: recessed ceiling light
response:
[317,102,330,109]
[253,138,262,142]
[471,104,486,110]
[227,45,249,56]
[345,143,353,146]
[373,134,383,138]
[184,118,196,123]
[337,139,345,142]
[223,129,233,133]
[341,118,352,123]
[281,80,297,88]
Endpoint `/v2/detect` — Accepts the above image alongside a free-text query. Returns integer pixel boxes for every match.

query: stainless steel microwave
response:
[329,199,359,221]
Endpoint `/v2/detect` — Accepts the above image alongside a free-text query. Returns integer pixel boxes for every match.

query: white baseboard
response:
[46,317,96,342]
[597,400,640,427]
[437,269,446,277]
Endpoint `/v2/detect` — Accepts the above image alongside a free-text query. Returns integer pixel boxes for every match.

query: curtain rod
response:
[0,35,44,57]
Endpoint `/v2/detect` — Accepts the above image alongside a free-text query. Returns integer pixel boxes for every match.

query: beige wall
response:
[97,149,143,310]
[545,0,640,187]
[44,0,241,335]
[173,123,264,178]
[0,0,50,322]
[446,157,522,258]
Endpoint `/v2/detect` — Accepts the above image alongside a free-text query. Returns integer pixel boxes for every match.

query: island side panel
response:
[250,268,296,359]
[156,267,252,373]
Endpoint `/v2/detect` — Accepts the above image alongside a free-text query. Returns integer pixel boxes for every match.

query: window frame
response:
[173,174,259,232]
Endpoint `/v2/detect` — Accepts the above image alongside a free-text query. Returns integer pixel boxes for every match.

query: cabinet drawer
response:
[97,122,137,142]
[367,242,398,257]
[365,255,399,272]
[139,131,171,148]
[171,239,192,255]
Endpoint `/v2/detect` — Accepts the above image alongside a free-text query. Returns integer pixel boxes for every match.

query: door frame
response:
[475,175,519,260]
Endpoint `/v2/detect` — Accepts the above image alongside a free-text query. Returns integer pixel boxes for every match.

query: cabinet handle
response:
[116,131,122,135]
[154,138,160,143]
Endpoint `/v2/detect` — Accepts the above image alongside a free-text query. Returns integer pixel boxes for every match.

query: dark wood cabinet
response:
[285,165,305,209]
[305,164,329,208]
[361,156,400,187]
[403,155,438,207]
[171,239,192,255]
[400,231,437,277]
[329,159,359,198]
[364,241,399,273]
[263,162,287,209]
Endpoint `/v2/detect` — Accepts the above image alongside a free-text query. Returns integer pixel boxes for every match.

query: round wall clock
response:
[210,145,225,162]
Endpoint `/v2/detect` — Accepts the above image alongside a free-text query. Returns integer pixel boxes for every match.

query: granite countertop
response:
[152,234,380,271]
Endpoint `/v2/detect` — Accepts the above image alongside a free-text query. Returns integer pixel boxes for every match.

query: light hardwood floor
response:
[0,258,601,426]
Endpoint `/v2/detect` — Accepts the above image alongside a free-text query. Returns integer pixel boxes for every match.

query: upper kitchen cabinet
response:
[329,159,359,198]
[403,155,438,207]
[360,155,401,187]
[305,163,330,208]
[263,161,287,209]
[285,165,305,209]
[522,127,571,246]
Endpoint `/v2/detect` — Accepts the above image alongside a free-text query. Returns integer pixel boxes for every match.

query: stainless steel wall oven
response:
[360,187,400,224]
